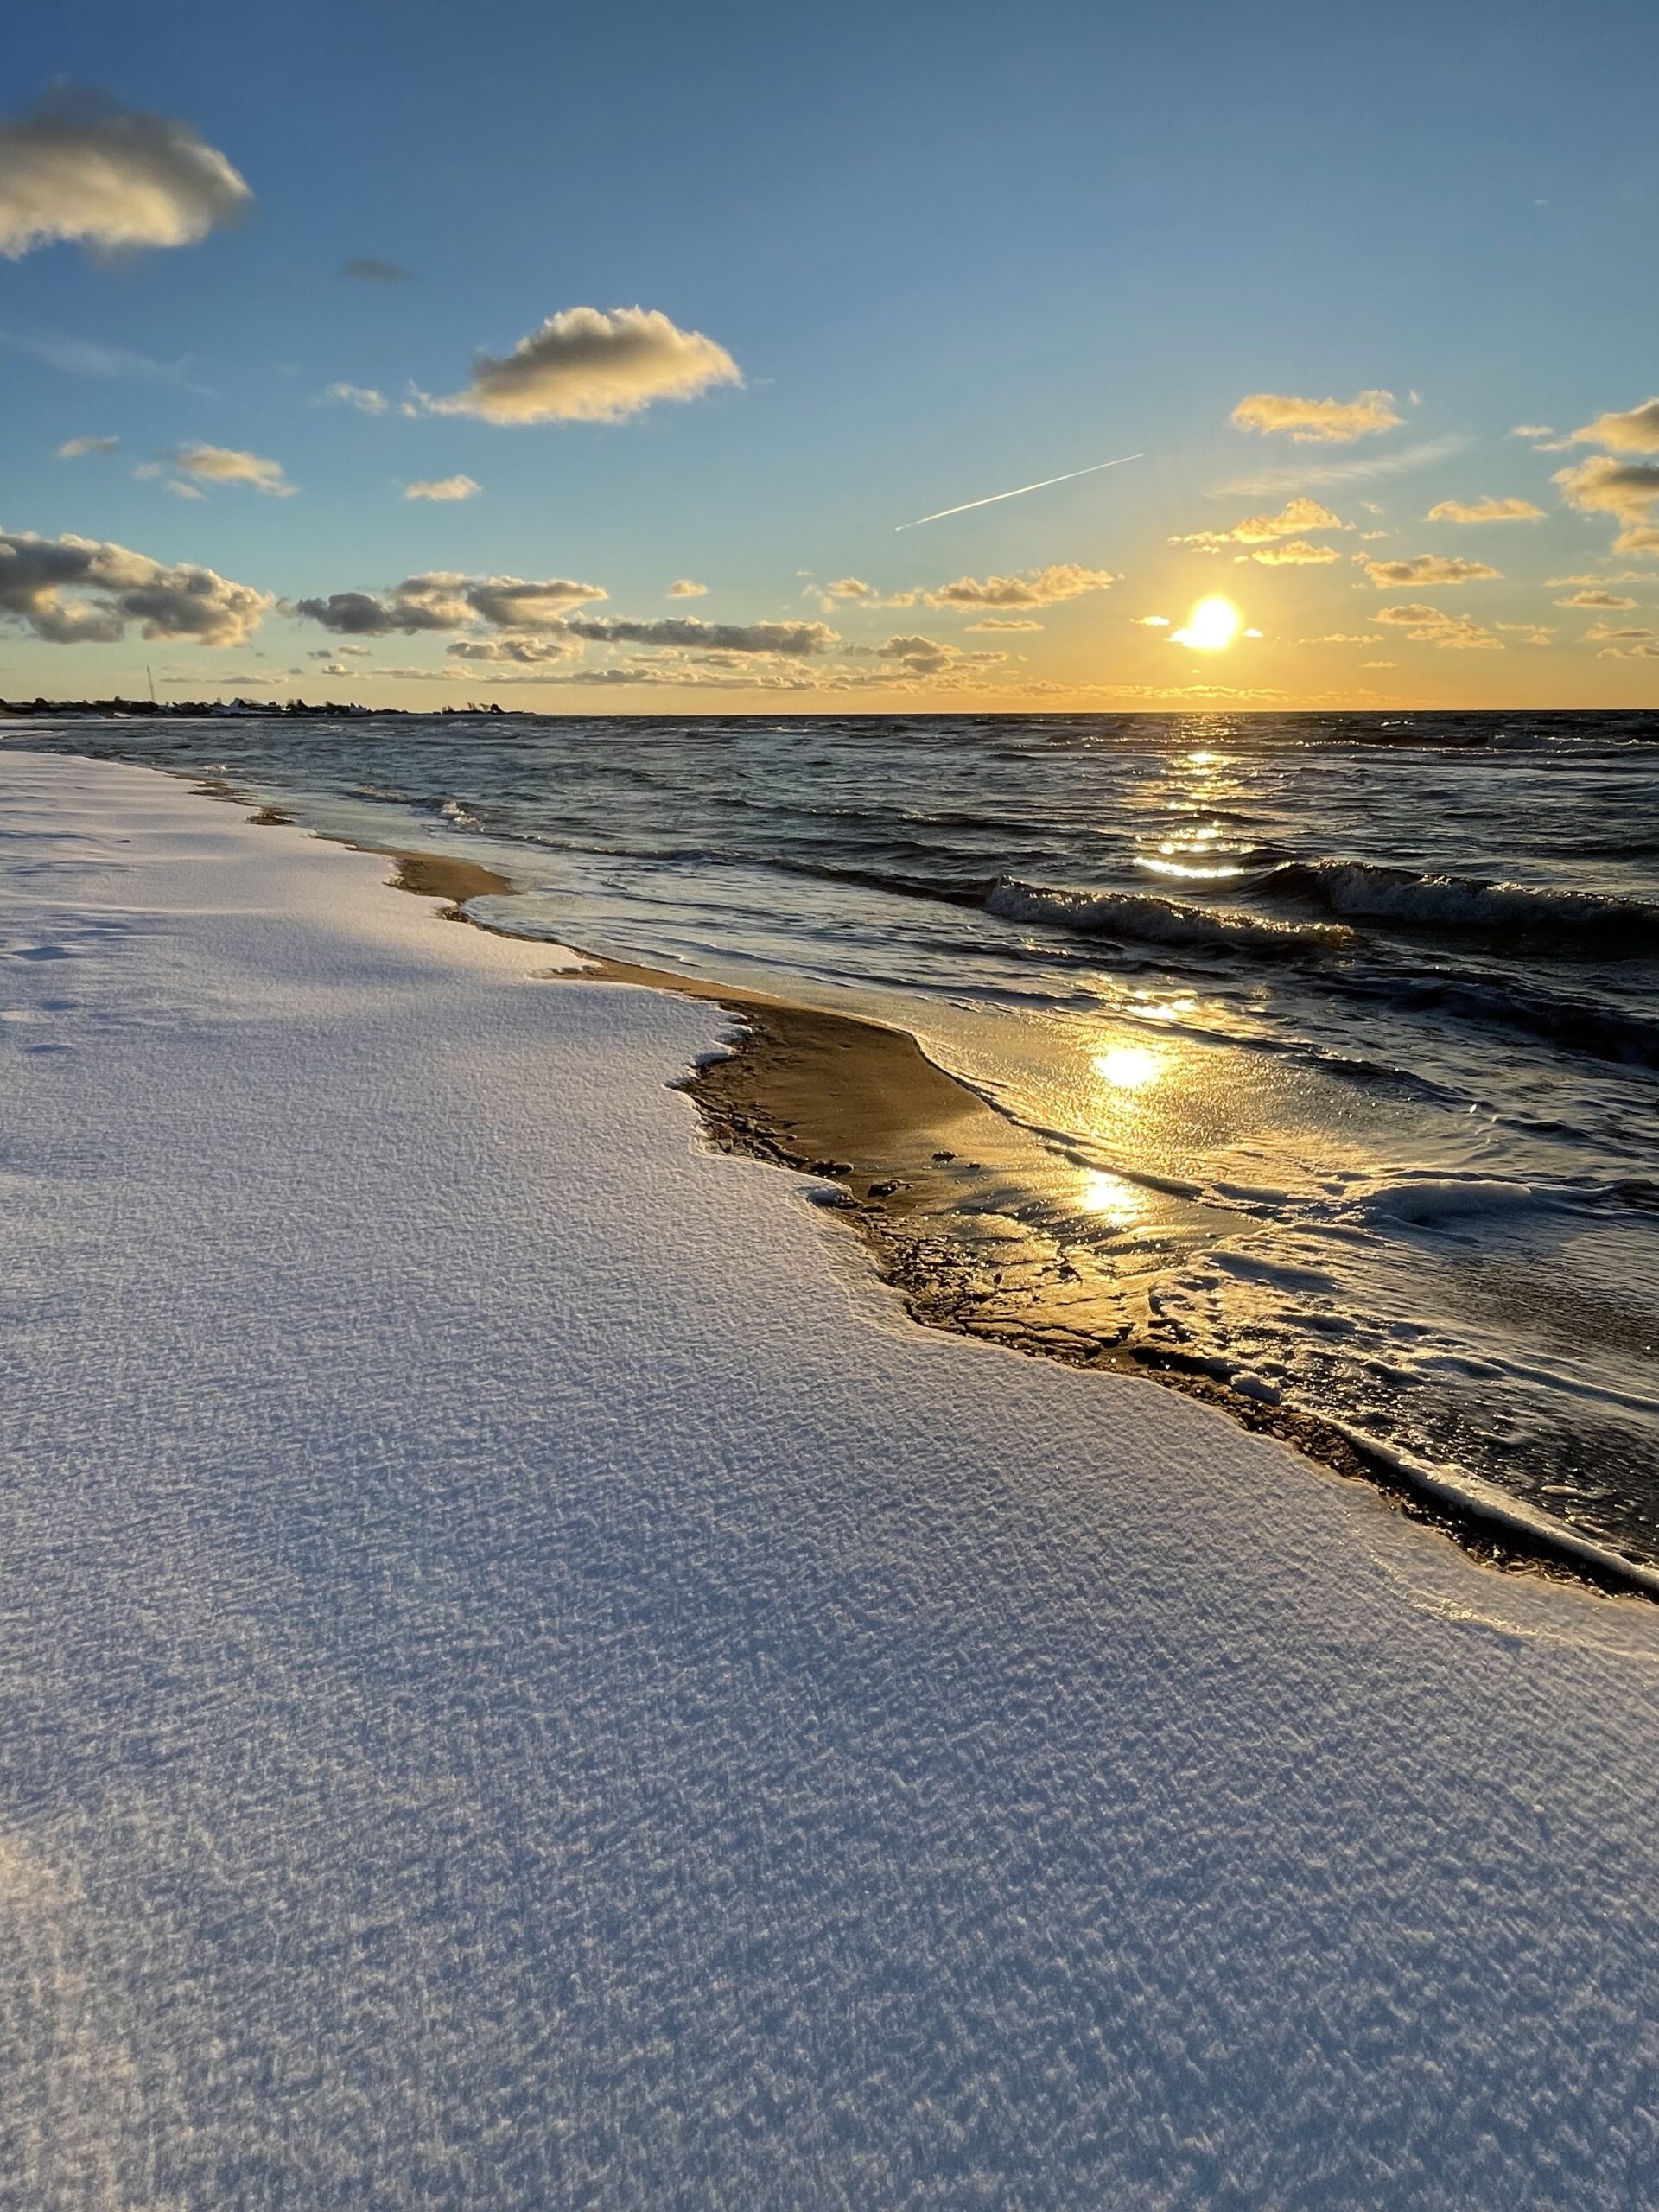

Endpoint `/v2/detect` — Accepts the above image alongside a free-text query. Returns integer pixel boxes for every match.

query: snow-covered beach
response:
[3,748,1657,2206]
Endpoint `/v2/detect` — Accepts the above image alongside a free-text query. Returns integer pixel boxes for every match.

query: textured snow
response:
[2,750,1657,2210]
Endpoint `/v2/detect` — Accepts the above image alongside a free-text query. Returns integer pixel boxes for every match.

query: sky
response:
[2,0,1656,713]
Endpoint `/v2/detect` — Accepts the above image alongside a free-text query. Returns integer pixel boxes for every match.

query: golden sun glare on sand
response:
[1171,596,1243,652]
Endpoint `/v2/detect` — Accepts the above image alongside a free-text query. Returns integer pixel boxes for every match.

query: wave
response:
[984,877,1354,956]
[1269,858,1659,948]
[1338,970,1659,1071]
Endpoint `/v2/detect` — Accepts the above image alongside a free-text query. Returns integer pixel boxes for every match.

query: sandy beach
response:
[3,749,1658,2207]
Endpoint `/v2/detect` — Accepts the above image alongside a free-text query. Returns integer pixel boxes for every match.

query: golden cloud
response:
[1230,390,1403,443]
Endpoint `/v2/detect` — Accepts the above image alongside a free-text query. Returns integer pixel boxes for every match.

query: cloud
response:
[55,434,118,458]
[1131,614,1170,626]
[921,563,1116,609]
[1495,624,1554,645]
[292,589,449,637]
[1554,454,1659,550]
[1599,641,1659,659]
[342,257,410,283]
[417,305,741,425]
[1229,495,1347,543]
[1360,660,1395,668]
[448,635,583,666]
[1581,623,1655,642]
[1174,495,1348,554]
[308,645,371,659]
[874,632,957,675]
[1230,389,1403,443]
[0,526,269,644]
[0,90,250,258]
[563,614,836,657]
[1568,398,1659,455]
[165,480,204,500]
[1297,632,1383,645]
[1357,553,1501,588]
[172,442,294,496]
[1426,495,1543,524]
[966,617,1042,632]
[293,571,607,636]
[1248,538,1339,565]
[1509,424,1554,440]
[1555,588,1638,608]
[404,474,480,502]
[666,578,707,598]
[1370,602,1501,648]
[1216,435,1467,499]
[325,381,388,415]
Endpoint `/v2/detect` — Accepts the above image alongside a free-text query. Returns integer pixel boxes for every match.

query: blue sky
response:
[3,0,1656,706]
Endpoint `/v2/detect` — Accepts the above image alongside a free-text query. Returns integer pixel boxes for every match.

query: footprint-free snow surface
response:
[2,750,1656,2210]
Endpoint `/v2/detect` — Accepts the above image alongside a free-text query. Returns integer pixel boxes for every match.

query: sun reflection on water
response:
[1093,1043,1167,1090]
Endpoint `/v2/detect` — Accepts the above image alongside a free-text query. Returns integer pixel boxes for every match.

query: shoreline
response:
[222,784,1659,1605]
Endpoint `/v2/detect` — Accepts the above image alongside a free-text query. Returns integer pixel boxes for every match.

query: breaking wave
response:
[1269,858,1659,948]
[985,877,1354,956]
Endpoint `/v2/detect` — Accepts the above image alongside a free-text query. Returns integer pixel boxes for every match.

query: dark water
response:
[13,709,1659,1565]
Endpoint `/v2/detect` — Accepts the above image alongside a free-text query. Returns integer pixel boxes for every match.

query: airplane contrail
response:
[895,451,1145,531]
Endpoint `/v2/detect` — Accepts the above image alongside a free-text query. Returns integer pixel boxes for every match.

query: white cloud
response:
[1131,614,1170,626]
[448,635,583,666]
[0,525,269,644]
[1248,538,1339,565]
[1230,389,1402,443]
[1229,495,1347,542]
[1509,424,1554,440]
[966,617,1041,632]
[55,433,118,458]
[172,442,294,496]
[1174,495,1347,554]
[1568,398,1659,455]
[325,382,388,415]
[1495,624,1554,645]
[1554,454,1659,551]
[1370,602,1501,648]
[404,474,480,502]
[1357,553,1502,588]
[0,90,250,258]
[1425,496,1543,524]
[1554,589,1638,608]
[294,572,607,636]
[417,305,741,425]
[666,578,708,598]
[921,563,1116,609]
[564,614,836,657]
[165,480,204,500]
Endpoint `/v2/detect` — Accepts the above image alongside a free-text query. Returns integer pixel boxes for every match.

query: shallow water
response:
[14,709,1658,1563]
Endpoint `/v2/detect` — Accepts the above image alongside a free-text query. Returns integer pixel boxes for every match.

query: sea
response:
[15,709,1659,1567]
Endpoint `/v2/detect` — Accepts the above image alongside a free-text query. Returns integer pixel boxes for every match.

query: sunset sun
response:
[1171,595,1243,651]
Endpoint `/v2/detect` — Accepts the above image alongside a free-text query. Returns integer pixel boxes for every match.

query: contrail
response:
[895,451,1145,531]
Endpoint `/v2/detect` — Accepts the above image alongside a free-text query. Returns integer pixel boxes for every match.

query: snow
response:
[2,749,1656,2209]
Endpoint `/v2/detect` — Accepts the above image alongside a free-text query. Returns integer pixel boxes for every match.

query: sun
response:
[1171,596,1243,652]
